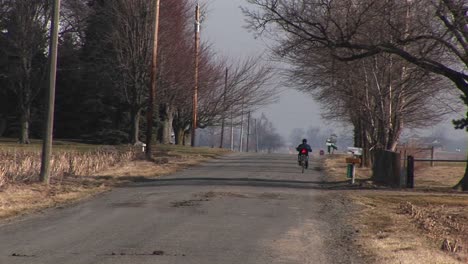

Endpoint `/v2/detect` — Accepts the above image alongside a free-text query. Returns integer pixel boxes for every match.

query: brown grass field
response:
[0,140,229,220]
[323,154,468,264]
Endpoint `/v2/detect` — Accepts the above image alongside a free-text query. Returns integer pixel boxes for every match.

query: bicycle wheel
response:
[301,156,305,173]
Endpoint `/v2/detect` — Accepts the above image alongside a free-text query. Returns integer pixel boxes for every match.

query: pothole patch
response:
[171,199,208,207]
[171,191,285,208]
[110,201,145,208]
[105,250,186,257]
[11,253,36,258]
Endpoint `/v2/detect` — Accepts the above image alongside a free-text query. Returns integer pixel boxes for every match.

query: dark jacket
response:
[296,143,312,155]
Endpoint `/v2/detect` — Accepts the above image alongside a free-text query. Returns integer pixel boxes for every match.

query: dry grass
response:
[0,146,137,187]
[322,154,372,182]
[93,145,226,180]
[415,166,465,189]
[0,180,108,219]
[321,155,468,263]
[0,142,229,221]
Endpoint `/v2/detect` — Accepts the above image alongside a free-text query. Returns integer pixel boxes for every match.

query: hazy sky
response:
[203,0,327,142]
[203,0,467,143]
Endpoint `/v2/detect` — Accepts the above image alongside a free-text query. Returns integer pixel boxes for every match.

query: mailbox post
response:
[346,147,363,184]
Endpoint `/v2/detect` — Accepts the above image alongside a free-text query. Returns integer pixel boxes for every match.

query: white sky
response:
[203,0,467,143]
[203,0,326,141]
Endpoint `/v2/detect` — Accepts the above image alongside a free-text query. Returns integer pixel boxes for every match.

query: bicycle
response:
[298,149,309,173]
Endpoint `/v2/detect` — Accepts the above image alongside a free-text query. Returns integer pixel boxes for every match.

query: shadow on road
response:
[112,176,372,191]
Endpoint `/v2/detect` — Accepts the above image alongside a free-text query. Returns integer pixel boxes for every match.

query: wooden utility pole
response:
[246,112,251,152]
[191,2,200,147]
[145,0,160,160]
[255,118,259,152]
[239,100,244,152]
[40,0,61,184]
[230,111,234,151]
[219,68,228,148]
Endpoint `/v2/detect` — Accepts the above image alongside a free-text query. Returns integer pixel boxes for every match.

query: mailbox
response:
[347,147,363,156]
[345,157,361,164]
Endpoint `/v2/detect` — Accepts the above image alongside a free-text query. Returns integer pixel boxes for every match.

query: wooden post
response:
[246,111,250,152]
[230,111,234,151]
[219,68,228,148]
[145,0,161,160]
[255,118,258,153]
[191,2,200,147]
[239,100,244,152]
[40,0,61,184]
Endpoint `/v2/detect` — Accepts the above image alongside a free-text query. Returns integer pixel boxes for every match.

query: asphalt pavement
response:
[0,153,363,264]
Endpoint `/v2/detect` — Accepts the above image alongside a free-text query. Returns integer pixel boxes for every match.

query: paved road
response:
[0,153,363,264]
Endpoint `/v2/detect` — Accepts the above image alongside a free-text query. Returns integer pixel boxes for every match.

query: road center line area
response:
[0,153,364,264]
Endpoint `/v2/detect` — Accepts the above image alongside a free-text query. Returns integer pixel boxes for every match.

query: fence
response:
[397,146,435,166]
[406,156,468,188]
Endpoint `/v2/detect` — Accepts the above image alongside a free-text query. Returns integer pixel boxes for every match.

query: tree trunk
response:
[353,122,361,148]
[173,126,184,145]
[161,104,174,144]
[453,83,468,191]
[19,106,31,144]
[0,115,6,136]
[184,131,191,146]
[161,118,169,144]
[455,163,468,191]
[362,128,371,168]
[129,107,141,144]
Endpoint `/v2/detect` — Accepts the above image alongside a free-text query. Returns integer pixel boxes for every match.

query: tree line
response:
[0,0,277,146]
[244,0,468,190]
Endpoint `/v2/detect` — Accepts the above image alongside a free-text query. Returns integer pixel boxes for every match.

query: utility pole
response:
[219,68,228,148]
[40,0,61,184]
[145,0,161,160]
[239,100,244,152]
[230,111,234,151]
[191,2,200,147]
[246,111,251,152]
[255,118,259,152]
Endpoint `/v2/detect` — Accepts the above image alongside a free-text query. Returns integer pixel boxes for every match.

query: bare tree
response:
[105,0,154,144]
[60,0,91,41]
[0,0,51,144]
[244,0,468,189]
[198,56,278,127]
[256,113,284,153]
[169,54,278,145]
[244,0,467,98]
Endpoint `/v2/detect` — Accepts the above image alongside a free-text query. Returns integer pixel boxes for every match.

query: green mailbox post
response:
[346,164,354,179]
[346,148,362,184]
